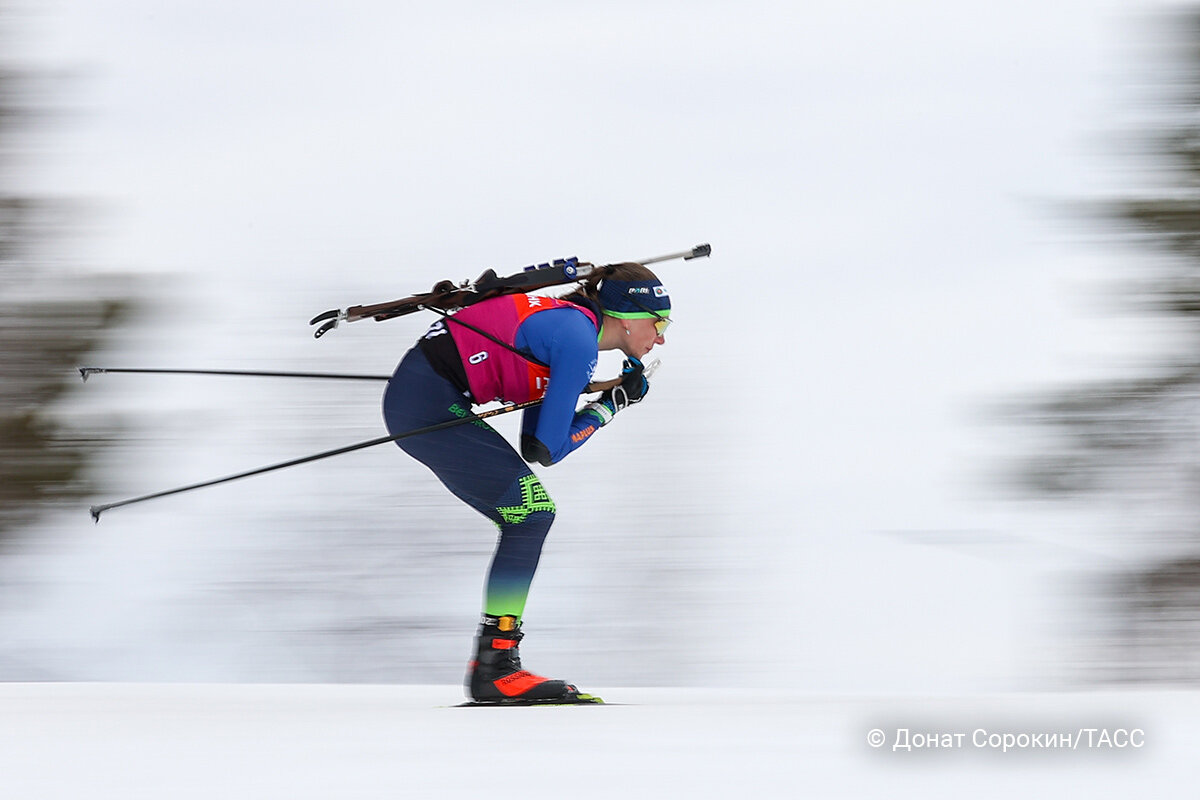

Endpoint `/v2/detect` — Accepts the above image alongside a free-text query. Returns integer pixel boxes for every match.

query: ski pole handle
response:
[583,358,660,393]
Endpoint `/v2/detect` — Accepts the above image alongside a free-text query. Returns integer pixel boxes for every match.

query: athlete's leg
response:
[382,347,553,621]
[383,347,591,702]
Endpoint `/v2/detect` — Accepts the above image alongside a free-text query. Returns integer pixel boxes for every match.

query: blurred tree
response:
[1015,11,1200,682]
[0,9,134,541]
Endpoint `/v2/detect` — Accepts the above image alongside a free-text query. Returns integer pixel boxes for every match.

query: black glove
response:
[583,358,650,425]
[607,357,650,409]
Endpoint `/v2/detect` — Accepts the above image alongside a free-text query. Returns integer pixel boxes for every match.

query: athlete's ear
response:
[520,434,553,467]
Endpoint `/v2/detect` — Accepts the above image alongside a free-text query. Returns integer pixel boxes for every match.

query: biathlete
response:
[382,262,670,704]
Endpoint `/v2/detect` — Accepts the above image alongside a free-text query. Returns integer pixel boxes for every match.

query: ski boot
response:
[464,615,601,705]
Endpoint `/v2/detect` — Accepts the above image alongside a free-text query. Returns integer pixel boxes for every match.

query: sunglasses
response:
[626,295,672,337]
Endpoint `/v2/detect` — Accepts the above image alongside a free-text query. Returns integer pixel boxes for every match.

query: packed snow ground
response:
[2,684,1196,799]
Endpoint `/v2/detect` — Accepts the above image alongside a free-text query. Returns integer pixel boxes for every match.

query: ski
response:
[454,693,605,707]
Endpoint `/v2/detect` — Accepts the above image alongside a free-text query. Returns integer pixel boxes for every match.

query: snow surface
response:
[2,684,1196,799]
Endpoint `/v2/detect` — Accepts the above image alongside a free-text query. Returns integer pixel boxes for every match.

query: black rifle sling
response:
[425,306,550,369]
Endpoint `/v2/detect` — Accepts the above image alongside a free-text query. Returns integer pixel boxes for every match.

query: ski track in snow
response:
[1,684,1195,798]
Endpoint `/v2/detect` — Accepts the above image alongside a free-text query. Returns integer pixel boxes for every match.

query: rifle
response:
[308,244,710,338]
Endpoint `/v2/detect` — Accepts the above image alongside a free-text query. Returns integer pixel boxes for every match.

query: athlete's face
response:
[624,316,665,358]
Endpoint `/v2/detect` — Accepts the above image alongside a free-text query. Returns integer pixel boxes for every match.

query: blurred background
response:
[2,0,1199,691]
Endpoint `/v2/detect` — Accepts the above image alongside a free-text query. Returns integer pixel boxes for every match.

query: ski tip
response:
[686,243,711,260]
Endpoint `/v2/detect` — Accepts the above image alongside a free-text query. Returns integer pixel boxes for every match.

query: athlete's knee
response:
[495,473,555,527]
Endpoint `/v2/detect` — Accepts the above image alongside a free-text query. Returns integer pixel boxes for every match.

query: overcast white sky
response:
[4,0,1193,691]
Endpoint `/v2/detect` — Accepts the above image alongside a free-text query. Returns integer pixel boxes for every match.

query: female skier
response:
[382,262,671,704]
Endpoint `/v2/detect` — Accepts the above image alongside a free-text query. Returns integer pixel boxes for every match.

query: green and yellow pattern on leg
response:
[496,474,555,525]
[484,473,555,623]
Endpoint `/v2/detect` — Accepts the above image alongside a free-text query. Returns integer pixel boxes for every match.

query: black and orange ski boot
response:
[463,615,602,705]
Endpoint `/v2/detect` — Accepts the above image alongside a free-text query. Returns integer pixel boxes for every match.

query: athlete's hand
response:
[584,358,652,425]
[606,358,649,410]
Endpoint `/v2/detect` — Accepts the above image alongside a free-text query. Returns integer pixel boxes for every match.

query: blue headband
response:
[598,279,671,318]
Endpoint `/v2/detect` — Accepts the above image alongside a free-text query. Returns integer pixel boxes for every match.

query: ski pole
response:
[79,367,390,383]
[88,361,660,521]
[88,398,543,522]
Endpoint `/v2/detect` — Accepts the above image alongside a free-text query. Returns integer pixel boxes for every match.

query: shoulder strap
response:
[427,306,549,369]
